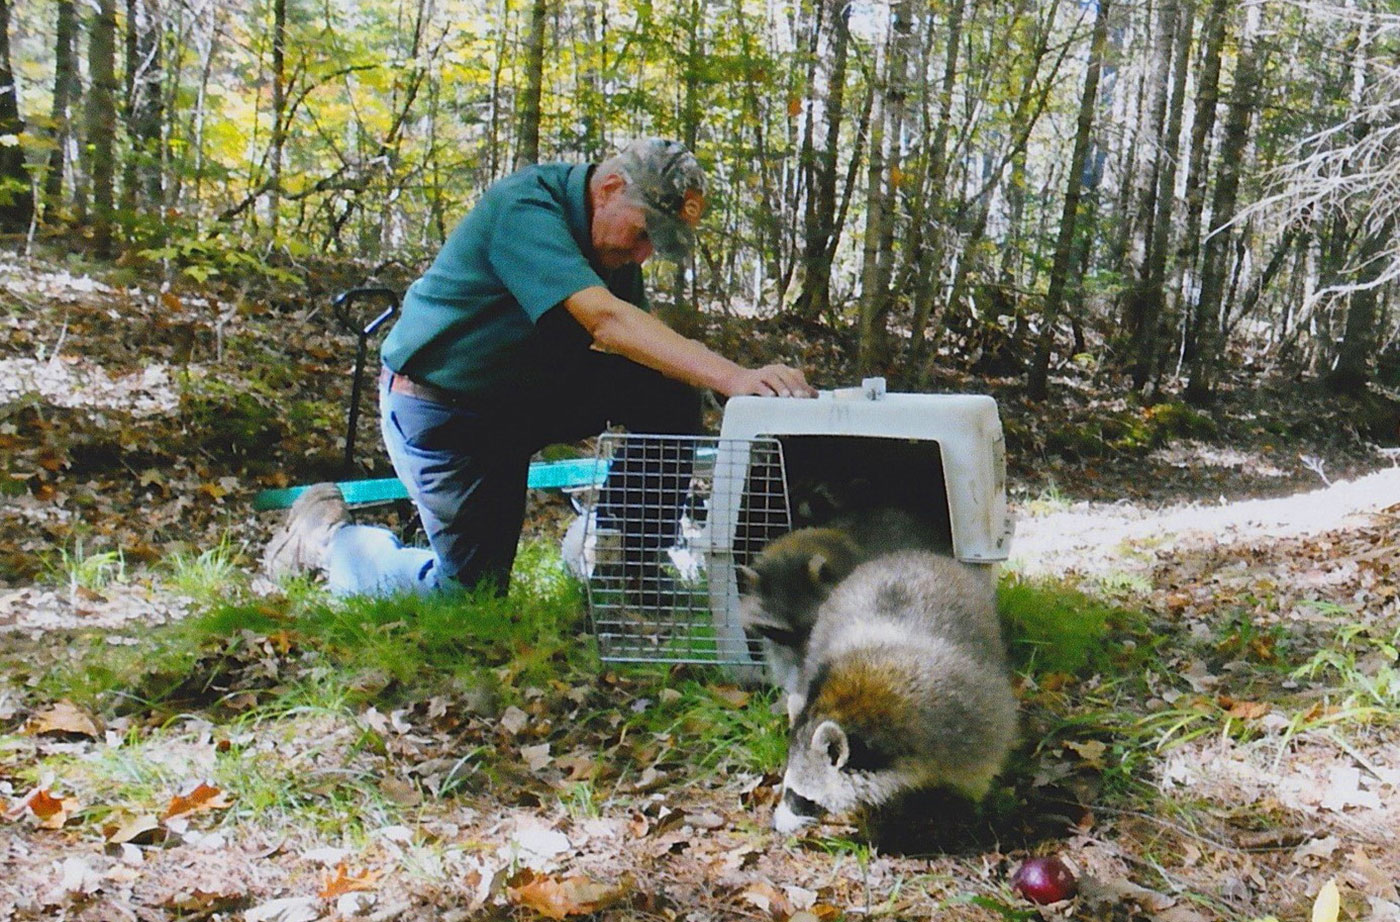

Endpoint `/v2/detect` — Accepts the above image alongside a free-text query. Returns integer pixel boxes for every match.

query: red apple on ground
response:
[1011,855,1078,904]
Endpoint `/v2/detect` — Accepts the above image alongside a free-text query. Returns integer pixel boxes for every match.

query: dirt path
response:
[1011,465,1400,579]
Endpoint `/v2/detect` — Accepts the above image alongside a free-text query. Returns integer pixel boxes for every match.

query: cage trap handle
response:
[332,287,400,476]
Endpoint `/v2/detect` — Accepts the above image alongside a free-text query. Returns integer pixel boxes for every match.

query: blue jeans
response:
[324,350,702,598]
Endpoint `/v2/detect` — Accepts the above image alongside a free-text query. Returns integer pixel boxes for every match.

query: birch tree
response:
[1028,0,1112,401]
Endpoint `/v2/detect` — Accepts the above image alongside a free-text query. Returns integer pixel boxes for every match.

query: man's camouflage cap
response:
[615,138,707,261]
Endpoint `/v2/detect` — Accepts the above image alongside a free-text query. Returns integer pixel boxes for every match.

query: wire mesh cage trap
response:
[568,433,790,669]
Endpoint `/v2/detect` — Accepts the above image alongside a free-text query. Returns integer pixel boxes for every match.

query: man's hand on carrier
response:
[722,364,817,399]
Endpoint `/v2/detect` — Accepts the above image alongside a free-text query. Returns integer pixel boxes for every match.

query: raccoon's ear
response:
[806,554,833,586]
[736,564,760,594]
[812,720,849,770]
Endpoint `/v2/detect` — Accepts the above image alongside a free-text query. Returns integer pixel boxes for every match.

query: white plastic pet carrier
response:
[567,380,1014,678]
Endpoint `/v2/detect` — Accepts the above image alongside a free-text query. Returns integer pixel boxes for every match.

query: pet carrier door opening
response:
[570,434,788,670]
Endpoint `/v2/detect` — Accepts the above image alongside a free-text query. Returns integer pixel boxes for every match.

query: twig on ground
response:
[1299,454,1332,486]
[44,312,69,364]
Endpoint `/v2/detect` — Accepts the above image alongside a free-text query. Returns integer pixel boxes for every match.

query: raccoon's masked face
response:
[772,719,919,834]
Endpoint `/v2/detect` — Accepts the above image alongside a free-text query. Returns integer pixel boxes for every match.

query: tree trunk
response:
[906,0,968,370]
[737,2,785,301]
[0,0,33,233]
[488,0,510,179]
[1326,217,1394,395]
[515,0,547,169]
[1027,0,1113,401]
[122,0,163,225]
[267,0,287,235]
[43,0,79,220]
[1123,0,1175,296]
[794,0,850,324]
[183,7,223,234]
[1186,0,1261,405]
[666,0,703,333]
[857,0,913,376]
[1128,0,1194,390]
[1172,0,1228,363]
[85,0,119,255]
[577,3,603,161]
[855,68,888,376]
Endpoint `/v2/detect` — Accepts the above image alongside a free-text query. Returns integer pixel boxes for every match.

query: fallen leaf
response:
[104,812,164,845]
[1294,836,1342,864]
[162,780,233,819]
[11,788,78,828]
[303,846,351,867]
[161,886,247,913]
[686,811,725,830]
[198,481,228,500]
[710,686,750,709]
[56,856,102,896]
[503,824,571,869]
[554,753,600,782]
[1347,848,1399,902]
[243,896,322,922]
[500,705,529,735]
[783,884,818,910]
[24,700,101,738]
[319,862,380,899]
[740,880,792,916]
[521,742,552,772]
[506,868,632,919]
[1226,700,1270,720]
[1312,878,1340,922]
[629,766,669,793]
[378,775,422,806]
[1064,739,1108,768]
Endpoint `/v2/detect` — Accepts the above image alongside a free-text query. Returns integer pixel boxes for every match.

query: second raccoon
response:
[739,507,949,715]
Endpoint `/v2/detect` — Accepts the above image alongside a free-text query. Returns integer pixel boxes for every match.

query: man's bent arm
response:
[564,286,815,398]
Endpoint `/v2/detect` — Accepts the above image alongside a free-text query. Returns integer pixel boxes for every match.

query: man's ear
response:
[595,171,628,203]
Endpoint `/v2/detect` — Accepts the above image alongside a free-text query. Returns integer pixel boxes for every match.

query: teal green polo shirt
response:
[381,162,647,394]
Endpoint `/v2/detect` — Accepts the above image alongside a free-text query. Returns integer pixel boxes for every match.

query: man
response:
[265,138,815,596]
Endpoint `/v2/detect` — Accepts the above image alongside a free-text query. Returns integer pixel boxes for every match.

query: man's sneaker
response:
[263,483,352,578]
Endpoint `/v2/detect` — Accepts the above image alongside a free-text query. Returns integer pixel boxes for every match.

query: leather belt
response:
[379,367,475,407]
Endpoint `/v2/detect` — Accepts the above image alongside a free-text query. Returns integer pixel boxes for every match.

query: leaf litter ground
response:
[2,252,1400,921]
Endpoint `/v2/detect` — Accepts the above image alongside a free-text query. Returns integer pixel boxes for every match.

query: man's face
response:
[591,178,655,270]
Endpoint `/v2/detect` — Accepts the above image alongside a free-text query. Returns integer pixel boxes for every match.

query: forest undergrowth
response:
[2,251,1399,921]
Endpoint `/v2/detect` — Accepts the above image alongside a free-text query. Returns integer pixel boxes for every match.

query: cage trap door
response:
[575,434,790,679]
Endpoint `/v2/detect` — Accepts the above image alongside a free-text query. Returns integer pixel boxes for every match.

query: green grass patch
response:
[998,574,1144,677]
[164,533,251,602]
[605,668,788,775]
[42,537,127,599]
[46,538,589,714]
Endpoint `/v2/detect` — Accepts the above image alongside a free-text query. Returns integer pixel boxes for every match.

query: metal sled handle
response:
[332,287,400,476]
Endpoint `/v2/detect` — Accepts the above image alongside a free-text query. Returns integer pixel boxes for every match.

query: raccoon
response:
[771,550,1017,834]
[738,527,863,714]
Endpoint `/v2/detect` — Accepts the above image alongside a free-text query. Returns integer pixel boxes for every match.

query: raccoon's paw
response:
[772,788,825,834]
